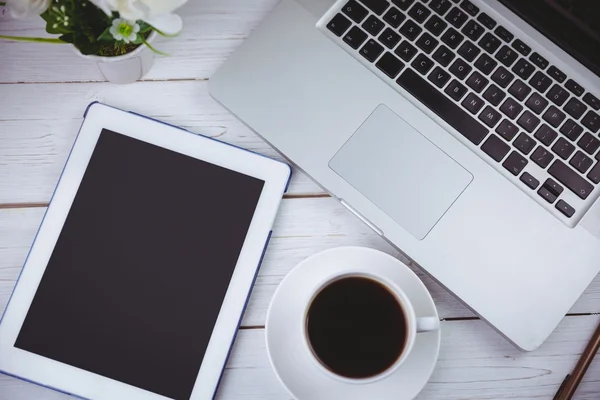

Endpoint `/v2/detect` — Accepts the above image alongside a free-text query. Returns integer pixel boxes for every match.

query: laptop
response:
[209,0,600,351]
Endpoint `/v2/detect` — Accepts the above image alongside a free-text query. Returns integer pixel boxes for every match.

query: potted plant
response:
[0,0,187,83]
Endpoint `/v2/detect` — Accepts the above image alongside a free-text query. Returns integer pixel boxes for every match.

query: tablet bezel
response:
[0,103,291,400]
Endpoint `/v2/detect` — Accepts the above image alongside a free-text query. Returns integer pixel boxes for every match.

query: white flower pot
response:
[75,31,157,84]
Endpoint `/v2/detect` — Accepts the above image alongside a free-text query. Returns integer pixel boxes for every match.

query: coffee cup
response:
[302,273,439,384]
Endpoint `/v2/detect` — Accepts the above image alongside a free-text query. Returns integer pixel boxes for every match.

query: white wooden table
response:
[1,1,600,399]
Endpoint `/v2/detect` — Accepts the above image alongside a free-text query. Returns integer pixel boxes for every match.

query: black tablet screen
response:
[15,129,265,400]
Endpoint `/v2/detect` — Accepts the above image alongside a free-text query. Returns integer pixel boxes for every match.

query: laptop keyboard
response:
[320,0,600,225]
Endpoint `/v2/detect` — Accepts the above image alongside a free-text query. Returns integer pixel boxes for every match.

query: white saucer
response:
[265,247,441,400]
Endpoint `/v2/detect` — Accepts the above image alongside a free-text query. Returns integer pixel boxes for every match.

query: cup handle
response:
[416,316,440,333]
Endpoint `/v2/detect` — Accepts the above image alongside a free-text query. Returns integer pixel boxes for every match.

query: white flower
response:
[88,0,113,16]
[109,18,140,43]
[7,0,51,18]
[99,0,187,35]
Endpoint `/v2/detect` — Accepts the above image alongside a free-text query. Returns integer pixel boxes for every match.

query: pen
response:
[553,317,600,400]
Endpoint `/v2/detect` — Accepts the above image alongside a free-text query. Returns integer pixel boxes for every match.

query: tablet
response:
[0,103,291,400]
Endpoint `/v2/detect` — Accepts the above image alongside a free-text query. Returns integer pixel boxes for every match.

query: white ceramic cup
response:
[301,272,440,384]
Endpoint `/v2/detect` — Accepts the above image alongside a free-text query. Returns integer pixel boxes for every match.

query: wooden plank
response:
[2,200,600,328]
[0,0,279,84]
[0,81,325,203]
[1,317,599,399]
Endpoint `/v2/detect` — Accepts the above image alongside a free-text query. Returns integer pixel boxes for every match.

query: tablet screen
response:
[14,129,265,400]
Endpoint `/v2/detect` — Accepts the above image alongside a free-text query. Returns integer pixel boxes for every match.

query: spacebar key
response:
[396,69,489,145]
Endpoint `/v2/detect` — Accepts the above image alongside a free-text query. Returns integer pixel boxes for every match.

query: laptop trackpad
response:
[330,105,473,240]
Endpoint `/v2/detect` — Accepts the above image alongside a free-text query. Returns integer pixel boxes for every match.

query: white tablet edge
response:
[0,102,292,400]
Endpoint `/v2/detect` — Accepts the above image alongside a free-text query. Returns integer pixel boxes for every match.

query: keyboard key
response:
[500,97,523,119]
[425,15,448,36]
[508,79,531,101]
[359,0,390,15]
[432,45,455,66]
[565,79,585,97]
[531,146,554,168]
[556,200,575,218]
[562,100,587,123]
[552,137,576,159]
[400,20,423,40]
[479,33,501,54]
[342,1,369,23]
[441,27,464,49]
[588,163,600,184]
[412,53,435,74]
[428,66,451,87]
[344,26,369,49]
[466,71,488,93]
[395,40,418,61]
[503,151,528,176]
[538,186,557,203]
[529,71,553,93]
[495,46,518,67]
[479,106,502,128]
[511,39,531,56]
[362,15,386,35]
[327,14,352,36]
[494,26,514,42]
[397,69,489,144]
[379,28,402,48]
[578,133,600,155]
[376,52,405,78]
[517,110,540,133]
[529,52,549,69]
[544,178,564,196]
[458,41,481,62]
[474,53,498,75]
[570,151,594,173]
[559,119,584,141]
[460,0,479,16]
[483,84,506,106]
[512,59,535,80]
[462,93,485,114]
[360,39,385,62]
[445,79,468,101]
[491,66,514,88]
[482,134,510,161]
[583,93,600,110]
[548,65,567,82]
[542,106,566,128]
[546,84,570,107]
[445,7,468,28]
[428,0,452,15]
[534,124,558,146]
[496,119,519,141]
[461,19,484,41]
[538,186,557,204]
[514,132,536,155]
[416,32,439,53]
[449,58,472,80]
[525,92,549,115]
[548,160,594,199]
[582,110,600,133]
[409,2,432,23]
[477,12,497,29]
[520,172,540,189]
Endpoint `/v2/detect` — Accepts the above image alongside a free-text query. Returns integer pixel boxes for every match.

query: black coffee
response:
[306,276,407,379]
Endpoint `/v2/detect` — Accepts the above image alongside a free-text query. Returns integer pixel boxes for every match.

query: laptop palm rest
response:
[329,105,473,240]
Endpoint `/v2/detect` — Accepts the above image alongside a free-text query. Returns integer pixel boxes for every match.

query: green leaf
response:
[98,27,113,41]
[131,34,144,45]
[138,22,153,34]
[0,34,65,44]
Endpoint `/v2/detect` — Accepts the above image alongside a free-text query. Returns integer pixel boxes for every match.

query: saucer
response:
[265,247,441,400]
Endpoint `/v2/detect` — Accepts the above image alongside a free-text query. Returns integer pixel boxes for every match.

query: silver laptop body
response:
[210,0,600,350]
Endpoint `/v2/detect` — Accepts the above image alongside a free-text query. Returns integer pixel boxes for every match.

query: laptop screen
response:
[498,0,600,79]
